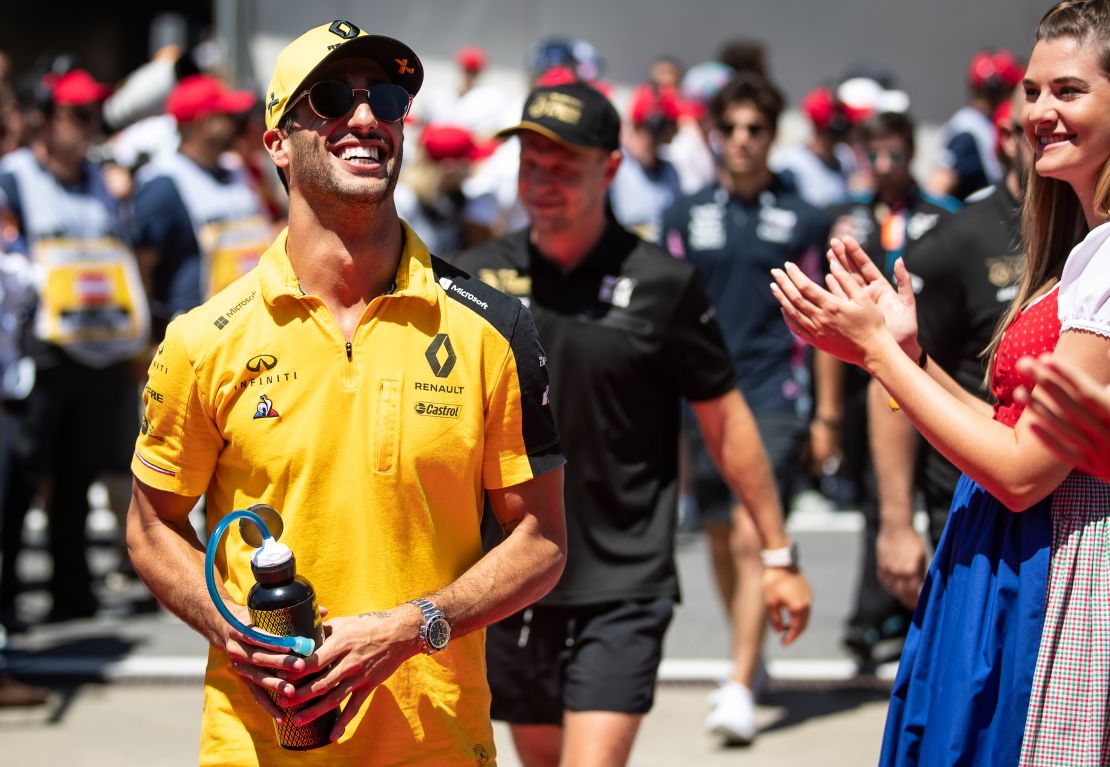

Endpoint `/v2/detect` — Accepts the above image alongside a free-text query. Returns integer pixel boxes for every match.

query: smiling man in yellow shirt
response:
[128,20,566,766]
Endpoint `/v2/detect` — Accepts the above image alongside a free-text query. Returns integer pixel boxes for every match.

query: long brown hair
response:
[984,0,1110,382]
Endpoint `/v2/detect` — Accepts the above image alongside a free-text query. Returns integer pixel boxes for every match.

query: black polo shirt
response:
[453,221,736,605]
[826,184,961,281]
[904,183,1023,520]
[826,184,961,428]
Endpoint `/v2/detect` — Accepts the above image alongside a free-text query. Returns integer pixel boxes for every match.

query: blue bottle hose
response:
[205,509,316,657]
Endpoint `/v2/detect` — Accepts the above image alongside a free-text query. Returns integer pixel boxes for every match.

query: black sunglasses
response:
[866,148,908,165]
[718,120,768,139]
[287,81,412,124]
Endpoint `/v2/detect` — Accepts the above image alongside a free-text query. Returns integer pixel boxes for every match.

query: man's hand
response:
[876,525,927,609]
[762,567,811,645]
[224,604,325,721]
[275,606,423,742]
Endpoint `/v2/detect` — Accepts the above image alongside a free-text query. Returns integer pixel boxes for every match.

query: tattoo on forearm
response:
[359,611,389,620]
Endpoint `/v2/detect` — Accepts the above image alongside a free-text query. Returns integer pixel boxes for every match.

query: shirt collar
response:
[259,221,438,308]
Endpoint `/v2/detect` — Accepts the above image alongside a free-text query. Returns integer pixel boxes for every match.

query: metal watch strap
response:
[411,597,448,654]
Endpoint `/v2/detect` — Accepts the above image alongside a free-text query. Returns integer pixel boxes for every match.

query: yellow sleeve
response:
[131,319,223,496]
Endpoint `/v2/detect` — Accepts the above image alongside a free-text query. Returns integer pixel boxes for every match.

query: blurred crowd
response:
[0,27,1026,709]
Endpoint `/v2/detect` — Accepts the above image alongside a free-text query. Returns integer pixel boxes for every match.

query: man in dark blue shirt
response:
[662,73,831,744]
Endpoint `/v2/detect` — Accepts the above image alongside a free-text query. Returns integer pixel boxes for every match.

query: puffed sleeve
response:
[1059,222,1110,338]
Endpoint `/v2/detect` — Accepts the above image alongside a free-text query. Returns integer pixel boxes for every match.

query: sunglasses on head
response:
[286,80,412,124]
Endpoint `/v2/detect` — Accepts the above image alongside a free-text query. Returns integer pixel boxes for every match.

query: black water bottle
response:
[247,547,338,750]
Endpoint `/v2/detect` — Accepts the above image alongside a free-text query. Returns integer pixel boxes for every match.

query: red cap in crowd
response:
[166,74,255,123]
[801,86,839,132]
[456,46,487,74]
[50,70,112,105]
[628,83,681,127]
[968,49,1024,90]
[421,124,495,162]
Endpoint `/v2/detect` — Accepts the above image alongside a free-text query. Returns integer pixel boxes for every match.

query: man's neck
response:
[807,135,836,165]
[876,182,914,209]
[285,193,404,336]
[531,211,608,273]
[721,166,773,201]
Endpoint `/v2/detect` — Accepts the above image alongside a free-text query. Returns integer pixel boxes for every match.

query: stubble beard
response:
[289,131,403,207]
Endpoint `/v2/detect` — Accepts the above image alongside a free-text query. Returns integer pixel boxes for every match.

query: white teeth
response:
[339,146,381,161]
[1039,135,1071,146]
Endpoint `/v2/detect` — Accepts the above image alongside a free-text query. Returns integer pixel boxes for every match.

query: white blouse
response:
[1059,220,1110,339]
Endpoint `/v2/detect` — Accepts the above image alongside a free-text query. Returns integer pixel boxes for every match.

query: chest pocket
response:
[375,379,400,474]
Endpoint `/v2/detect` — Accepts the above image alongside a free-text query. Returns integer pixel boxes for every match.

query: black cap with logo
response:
[496,82,620,152]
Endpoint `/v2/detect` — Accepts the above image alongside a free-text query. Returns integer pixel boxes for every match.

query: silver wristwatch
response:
[411,598,452,655]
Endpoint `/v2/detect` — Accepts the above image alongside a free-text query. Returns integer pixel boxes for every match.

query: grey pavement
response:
[1,496,897,765]
[0,680,889,766]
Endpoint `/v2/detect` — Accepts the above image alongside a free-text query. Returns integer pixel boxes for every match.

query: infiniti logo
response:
[246,354,278,373]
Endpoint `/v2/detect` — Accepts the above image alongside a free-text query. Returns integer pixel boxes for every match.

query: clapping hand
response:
[826,237,922,359]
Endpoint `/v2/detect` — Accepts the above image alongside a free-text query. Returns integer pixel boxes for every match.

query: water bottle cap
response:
[252,538,293,568]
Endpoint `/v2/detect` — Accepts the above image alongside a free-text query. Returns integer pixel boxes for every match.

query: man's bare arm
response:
[127,477,226,647]
[691,390,811,643]
[868,378,928,609]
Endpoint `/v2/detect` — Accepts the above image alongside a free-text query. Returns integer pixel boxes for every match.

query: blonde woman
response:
[771,1,1110,763]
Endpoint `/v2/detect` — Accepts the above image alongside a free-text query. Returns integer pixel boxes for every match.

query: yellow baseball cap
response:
[264,19,423,131]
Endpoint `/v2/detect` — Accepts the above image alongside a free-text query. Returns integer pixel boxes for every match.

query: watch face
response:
[427,616,451,650]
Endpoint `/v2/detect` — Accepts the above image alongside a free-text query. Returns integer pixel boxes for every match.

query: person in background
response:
[662,73,829,745]
[717,39,768,79]
[456,79,810,767]
[872,89,1028,609]
[648,55,683,92]
[131,73,268,341]
[610,83,682,241]
[825,110,960,662]
[0,68,148,627]
[667,61,733,196]
[927,47,1024,200]
[395,123,493,253]
[771,85,859,208]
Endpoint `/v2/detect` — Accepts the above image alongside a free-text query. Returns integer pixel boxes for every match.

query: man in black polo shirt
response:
[454,81,811,767]
[871,92,1028,609]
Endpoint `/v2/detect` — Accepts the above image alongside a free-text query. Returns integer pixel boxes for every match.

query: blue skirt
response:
[879,474,1052,766]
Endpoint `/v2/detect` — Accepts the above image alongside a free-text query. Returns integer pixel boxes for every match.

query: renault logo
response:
[246,354,278,373]
[425,334,456,378]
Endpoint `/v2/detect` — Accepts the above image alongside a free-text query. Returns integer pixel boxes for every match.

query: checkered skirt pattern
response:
[1020,473,1110,766]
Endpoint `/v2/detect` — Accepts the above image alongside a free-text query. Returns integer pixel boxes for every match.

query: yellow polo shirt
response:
[132,223,562,767]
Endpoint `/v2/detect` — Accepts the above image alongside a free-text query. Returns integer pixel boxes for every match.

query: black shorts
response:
[486,597,674,724]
